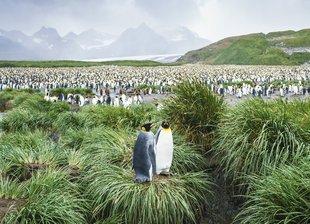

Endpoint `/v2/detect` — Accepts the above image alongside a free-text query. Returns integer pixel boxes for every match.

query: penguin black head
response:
[141,121,158,132]
[161,120,170,129]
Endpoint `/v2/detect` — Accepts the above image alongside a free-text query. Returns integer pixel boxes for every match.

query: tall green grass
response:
[163,79,225,147]
[213,98,310,189]
[77,126,211,223]
[0,89,214,223]
[3,168,88,223]
[237,160,310,224]
[0,108,50,133]
[53,111,87,133]
[50,87,94,97]
[0,132,67,180]
[0,177,25,200]
[0,97,70,133]
[81,103,159,130]
[0,88,41,104]
[85,164,212,224]
[0,89,42,111]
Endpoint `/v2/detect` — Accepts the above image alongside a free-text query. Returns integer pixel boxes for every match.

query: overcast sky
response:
[0,0,309,42]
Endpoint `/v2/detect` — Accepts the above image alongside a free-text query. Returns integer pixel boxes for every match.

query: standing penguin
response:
[133,122,158,183]
[155,120,173,176]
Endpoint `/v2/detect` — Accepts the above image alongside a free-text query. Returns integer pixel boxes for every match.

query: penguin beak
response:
[150,121,159,127]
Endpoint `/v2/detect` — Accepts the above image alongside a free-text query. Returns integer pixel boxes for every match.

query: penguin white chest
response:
[156,130,173,174]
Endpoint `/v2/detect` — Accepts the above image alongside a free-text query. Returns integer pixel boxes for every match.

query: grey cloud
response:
[134,0,200,25]
[0,0,309,42]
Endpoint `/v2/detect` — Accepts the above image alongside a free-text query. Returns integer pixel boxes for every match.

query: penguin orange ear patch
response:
[142,127,146,131]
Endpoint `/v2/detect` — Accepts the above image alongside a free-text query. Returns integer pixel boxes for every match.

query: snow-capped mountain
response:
[0,24,210,61]
[103,23,169,57]
[32,26,62,44]
[64,29,116,50]
[159,26,211,53]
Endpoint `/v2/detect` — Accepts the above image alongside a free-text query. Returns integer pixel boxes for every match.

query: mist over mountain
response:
[0,24,210,61]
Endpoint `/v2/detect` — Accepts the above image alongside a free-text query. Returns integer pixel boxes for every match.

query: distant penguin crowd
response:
[1,65,310,96]
[44,88,145,108]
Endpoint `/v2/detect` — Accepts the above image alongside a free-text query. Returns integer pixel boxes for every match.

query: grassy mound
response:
[213,98,310,189]
[1,169,88,223]
[49,87,94,97]
[237,160,310,224]
[85,164,212,224]
[0,88,41,110]
[163,79,225,147]
[0,99,70,133]
[0,130,67,180]
[81,103,160,130]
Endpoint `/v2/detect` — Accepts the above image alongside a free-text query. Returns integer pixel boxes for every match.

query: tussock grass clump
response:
[213,98,310,187]
[50,87,94,97]
[0,177,25,200]
[3,192,87,224]
[81,105,137,129]
[163,79,225,147]
[170,134,206,174]
[237,160,310,224]
[16,96,71,120]
[0,88,41,106]
[81,103,158,130]
[61,125,134,153]
[129,103,161,125]
[0,129,50,149]
[3,168,88,224]
[12,93,44,109]
[1,97,70,133]
[0,132,67,180]
[61,128,90,150]
[85,164,213,224]
[53,111,87,133]
[81,126,134,168]
[0,108,50,133]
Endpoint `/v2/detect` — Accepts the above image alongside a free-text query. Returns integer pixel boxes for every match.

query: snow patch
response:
[102,39,115,46]
[33,38,42,44]
[171,34,185,41]
[80,39,115,50]
[83,54,182,63]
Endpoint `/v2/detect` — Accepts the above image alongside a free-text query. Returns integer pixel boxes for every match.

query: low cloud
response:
[0,0,309,41]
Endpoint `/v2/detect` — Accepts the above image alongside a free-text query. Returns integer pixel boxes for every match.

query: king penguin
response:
[155,120,173,175]
[133,121,158,183]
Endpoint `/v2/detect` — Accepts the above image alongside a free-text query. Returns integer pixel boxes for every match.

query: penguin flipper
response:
[155,127,163,145]
[148,142,156,176]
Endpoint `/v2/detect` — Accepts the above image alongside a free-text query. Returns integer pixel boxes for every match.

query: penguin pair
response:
[133,120,173,183]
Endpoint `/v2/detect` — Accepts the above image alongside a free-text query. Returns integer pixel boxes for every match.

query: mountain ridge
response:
[0,24,210,61]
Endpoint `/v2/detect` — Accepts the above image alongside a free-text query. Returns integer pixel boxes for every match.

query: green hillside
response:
[178,29,310,65]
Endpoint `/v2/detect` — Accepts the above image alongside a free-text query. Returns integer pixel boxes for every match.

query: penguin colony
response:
[133,120,173,183]
[44,89,144,108]
[1,65,310,100]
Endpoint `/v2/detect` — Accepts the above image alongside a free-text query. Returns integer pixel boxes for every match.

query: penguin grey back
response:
[133,130,156,183]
